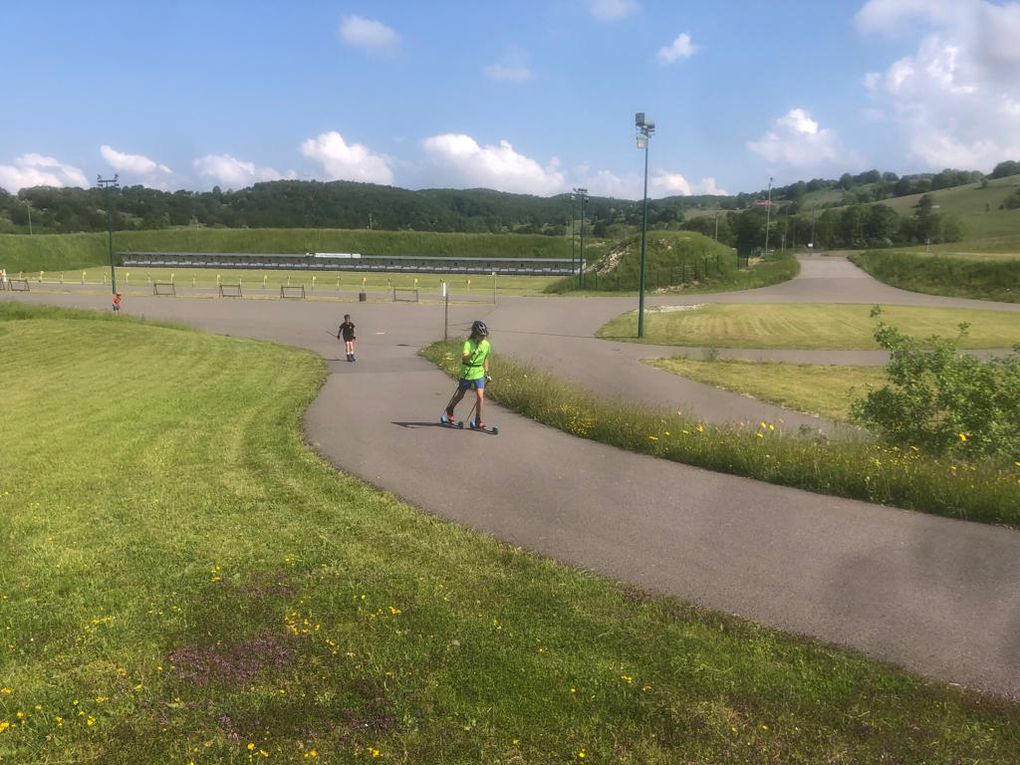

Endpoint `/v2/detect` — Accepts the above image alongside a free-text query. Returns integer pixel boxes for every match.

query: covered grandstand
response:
[118,251,581,276]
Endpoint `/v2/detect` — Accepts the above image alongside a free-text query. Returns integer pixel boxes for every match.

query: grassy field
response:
[597,303,1020,349]
[5,305,1019,762]
[647,358,887,422]
[14,265,559,297]
[880,175,1020,243]
[849,251,1020,303]
[0,228,601,274]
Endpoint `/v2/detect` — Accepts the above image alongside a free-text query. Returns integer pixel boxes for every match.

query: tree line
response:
[683,194,965,254]
[0,161,1016,241]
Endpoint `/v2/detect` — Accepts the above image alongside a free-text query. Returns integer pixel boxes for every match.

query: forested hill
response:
[0,179,715,236]
[0,160,1016,237]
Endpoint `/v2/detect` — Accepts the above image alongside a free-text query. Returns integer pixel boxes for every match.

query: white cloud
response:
[650,171,729,197]
[657,33,697,65]
[100,145,172,176]
[588,0,638,22]
[338,15,399,51]
[747,108,851,169]
[301,131,394,185]
[485,46,532,82]
[857,0,1020,169]
[422,133,566,194]
[0,153,87,192]
[193,154,292,189]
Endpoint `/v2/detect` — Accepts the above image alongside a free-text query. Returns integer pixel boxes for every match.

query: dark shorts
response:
[458,377,486,391]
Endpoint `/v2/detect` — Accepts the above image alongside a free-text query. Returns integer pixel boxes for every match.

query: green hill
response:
[544,230,796,293]
[0,228,579,274]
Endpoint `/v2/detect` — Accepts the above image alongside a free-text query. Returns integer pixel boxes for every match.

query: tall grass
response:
[850,250,1020,302]
[423,342,1020,527]
[545,231,798,294]
[6,304,1019,762]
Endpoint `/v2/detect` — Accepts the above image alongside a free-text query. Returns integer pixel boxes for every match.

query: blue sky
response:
[2,0,1019,199]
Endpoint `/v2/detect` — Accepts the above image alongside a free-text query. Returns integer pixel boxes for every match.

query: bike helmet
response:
[471,320,489,337]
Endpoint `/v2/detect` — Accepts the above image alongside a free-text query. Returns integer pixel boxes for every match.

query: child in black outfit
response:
[338,314,356,361]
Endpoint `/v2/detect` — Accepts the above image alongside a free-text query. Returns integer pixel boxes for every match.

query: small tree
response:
[850,308,1020,461]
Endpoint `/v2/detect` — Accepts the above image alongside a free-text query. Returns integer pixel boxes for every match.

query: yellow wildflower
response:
[959,433,968,442]
[0,721,10,734]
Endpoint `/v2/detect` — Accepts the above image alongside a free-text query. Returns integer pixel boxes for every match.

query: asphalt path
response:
[6,255,1020,699]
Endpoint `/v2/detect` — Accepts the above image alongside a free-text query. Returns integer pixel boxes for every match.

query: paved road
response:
[6,256,1020,699]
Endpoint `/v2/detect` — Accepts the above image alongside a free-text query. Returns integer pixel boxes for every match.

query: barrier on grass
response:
[392,288,419,302]
[280,285,306,299]
[153,282,176,296]
[219,283,242,298]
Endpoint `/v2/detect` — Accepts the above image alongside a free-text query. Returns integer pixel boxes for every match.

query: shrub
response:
[850,308,1020,461]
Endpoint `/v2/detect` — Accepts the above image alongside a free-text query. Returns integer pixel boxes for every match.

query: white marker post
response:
[442,281,449,341]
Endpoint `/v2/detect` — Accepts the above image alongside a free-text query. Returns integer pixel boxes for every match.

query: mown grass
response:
[849,251,1020,303]
[424,341,1020,527]
[18,265,559,297]
[3,305,1020,763]
[0,228,577,274]
[647,358,887,422]
[597,303,1020,349]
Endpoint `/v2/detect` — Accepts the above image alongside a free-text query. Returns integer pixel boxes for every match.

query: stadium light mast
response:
[763,176,773,258]
[635,112,655,338]
[573,187,588,288]
[97,174,119,294]
[25,200,32,235]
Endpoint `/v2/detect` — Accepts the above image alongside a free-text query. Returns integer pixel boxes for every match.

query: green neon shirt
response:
[460,338,490,380]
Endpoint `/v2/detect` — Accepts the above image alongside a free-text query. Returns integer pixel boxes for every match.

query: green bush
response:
[850,309,1020,461]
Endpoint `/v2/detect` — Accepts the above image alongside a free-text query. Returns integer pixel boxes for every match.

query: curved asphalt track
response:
[6,256,1020,700]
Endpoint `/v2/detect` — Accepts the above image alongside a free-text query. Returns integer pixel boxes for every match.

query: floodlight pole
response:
[570,198,576,275]
[97,174,119,294]
[573,187,588,288]
[763,176,773,258]
[635,113,655,338]
[25,200,32,235]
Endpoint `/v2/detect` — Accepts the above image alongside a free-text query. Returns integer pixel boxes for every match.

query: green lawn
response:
[18,266,558,296]
[598,303,1020,349]
[648,358,887,422]
[4,305,1019,763]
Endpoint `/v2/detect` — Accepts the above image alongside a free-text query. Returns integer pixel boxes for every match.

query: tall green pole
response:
[579,196,585,288]
[638,135,650,338]
[98,175,119,294]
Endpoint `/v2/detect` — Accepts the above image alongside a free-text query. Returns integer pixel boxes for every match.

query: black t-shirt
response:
[339,321,356,341]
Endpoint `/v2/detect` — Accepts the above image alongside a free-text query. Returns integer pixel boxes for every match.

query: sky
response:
[2,0,1019,200]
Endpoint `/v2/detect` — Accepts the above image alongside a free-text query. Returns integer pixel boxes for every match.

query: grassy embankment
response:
[6,304,1020,762]
[0,229,612,295]
[646,358,886,422]
[544,231,799,295]
[423,341,1019,527]
[849,251,1020,303]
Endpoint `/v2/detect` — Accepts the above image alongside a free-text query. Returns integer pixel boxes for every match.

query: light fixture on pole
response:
[570,193,577,277]
[635,112,655,338]
[763,176,773,259]
[97,174,119,294]
[573,187,588,288]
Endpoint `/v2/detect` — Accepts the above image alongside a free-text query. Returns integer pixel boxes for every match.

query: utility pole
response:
[97,175,119,294]
[635,112,655,338]
[763,176,773,258]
